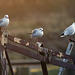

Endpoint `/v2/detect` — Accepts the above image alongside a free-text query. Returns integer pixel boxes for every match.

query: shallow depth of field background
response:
[0,0,75,75]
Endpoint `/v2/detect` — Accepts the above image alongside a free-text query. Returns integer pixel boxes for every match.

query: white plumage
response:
[60,22,75,37]
[0,15,9,27]
[31,28,44,37]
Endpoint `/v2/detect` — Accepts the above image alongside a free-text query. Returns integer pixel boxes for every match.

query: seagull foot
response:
[69,39,75,42]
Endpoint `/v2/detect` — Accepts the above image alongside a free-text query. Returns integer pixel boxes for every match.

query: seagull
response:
[60,22,75,40]
[0,15,9,31]
[31,28,44,37]
[31,28,44,42]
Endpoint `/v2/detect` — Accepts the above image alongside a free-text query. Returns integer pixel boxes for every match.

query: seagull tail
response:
[60,33,65,37]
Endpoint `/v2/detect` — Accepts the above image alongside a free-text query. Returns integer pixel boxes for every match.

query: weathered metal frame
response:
[8,35,75,62]
[58,41,74,75]
[6,43,75,70]
[0,33,75,75]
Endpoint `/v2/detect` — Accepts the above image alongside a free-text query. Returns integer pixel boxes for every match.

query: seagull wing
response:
[60,25,75,37]
[32,29,38,35]
[0,19,3,24]
[64,25,74,36]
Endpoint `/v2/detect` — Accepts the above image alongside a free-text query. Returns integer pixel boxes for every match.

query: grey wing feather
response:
[64,25,74,35]
[0,19,3,24]
[32,29,38,35]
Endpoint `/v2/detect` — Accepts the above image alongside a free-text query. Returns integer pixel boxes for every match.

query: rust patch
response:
[26,42,29,46]
[14,37,21,44]
[57,52,63,57]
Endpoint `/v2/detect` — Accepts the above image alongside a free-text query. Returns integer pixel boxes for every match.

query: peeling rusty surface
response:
[26,42,29,46]
[7,35,75,71]
[8,35,38,50]
[1,31,8,46]
[0,43,7,75]
[8,35,75,62]
[6,43,46,62]
[5,43,75,70]
[0,31,14,75]
[14,37,21,44]
[57,52,64,57]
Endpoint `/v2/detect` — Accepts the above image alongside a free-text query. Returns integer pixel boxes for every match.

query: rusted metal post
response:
[0,27,6,75]
[37,42,48,75]
[58,41,74,75]
[2,31,14,75]
[1,30,8,75]
[0,46,2,75]
[0,28,7,75]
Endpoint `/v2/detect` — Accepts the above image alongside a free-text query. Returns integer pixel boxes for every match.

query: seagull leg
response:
[34,37,38,44]
[36,37,38,42]
[69,36,71,41]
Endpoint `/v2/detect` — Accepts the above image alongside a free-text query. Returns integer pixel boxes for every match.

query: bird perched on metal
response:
[31,27,44,43]
[31,27,44,37]
[60,22,75,40]
[0,15,9,27]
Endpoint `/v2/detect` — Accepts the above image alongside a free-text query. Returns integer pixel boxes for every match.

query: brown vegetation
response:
[0,0,75,59]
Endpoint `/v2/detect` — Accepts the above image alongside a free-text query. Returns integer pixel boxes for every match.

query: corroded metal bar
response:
[10,59,40,65]
[8,35,38,50]
[8,35,75,62]
[0,43,3,75]
[6,43,75,70]
[58,41,74,75]
[50,59,75,70]
[6,43,47,62]
[1,31,14,75]
[0,28,7,75]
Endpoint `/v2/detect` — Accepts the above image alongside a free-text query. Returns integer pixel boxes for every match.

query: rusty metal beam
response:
[8,35,75,62]
[6,43,46,62]
[8,35,38,50]
[10,59,40,65]
[50,59,75,71]
[6,43,75,70]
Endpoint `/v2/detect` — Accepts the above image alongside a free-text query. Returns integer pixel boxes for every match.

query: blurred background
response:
[0,0,75,75]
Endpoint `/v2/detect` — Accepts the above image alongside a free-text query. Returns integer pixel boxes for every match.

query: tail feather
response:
[60,33,65,37]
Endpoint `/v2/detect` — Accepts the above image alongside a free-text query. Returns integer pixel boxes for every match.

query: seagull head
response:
[4,15,9,18]
[39,28,43,31]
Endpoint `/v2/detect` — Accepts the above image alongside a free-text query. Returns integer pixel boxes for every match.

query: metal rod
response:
[58,41,74,75]
[5,48,14,75]
[41,61,48,75]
